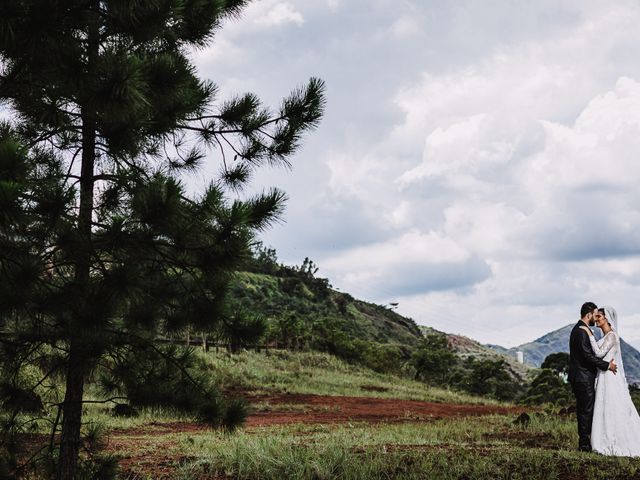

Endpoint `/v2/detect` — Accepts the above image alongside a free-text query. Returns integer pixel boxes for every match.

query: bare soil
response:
[242,392,523,426]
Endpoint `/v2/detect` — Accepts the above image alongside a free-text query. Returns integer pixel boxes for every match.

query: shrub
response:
[410,334,458,384]
[523,368,572,406]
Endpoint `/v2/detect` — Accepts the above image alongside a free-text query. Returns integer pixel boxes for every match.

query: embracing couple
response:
[568,301,640,455]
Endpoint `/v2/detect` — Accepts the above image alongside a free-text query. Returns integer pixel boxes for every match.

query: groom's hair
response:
[581,302,598,318]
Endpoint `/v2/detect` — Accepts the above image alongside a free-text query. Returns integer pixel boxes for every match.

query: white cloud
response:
[389,16,421,38]
[442,201,528,259]
[325,230,472,268]
[191,0,306,71]
[392,76,640,345]
[322,230,491,298]
[523,77,640,192]
[326,0,342,12]
[191,35,245,71]
[253,2,304,27]
[514,78,640,260]
[397,114,516,184]
[386,200,412,228]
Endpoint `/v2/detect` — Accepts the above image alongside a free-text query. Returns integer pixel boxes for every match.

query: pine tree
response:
[0,1,324,477]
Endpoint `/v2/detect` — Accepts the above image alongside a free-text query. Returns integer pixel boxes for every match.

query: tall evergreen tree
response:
[0,1,324,477]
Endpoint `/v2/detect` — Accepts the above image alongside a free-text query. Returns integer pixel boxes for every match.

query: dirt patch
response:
[106,394,523,441]
[9,394,527,479]
[110,393,525,436]
[242,393,525,427]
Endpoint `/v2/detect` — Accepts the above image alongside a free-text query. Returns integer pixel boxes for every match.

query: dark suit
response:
[568,320,610,450]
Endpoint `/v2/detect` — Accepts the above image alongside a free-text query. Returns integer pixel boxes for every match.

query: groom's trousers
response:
[571,380,596,450]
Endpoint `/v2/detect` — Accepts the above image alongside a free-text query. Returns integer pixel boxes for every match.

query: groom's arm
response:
[577,330,610,371]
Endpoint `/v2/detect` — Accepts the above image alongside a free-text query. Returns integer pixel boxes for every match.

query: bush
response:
[541,352,570,375]
[358,341,405,374]
[410,334,458,384]
[452,357,522,401]
[98,345,246,431]
[218,309,267,353]
[523,368,572,406]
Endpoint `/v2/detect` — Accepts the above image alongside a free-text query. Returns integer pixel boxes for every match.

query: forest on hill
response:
[219,244,572,405]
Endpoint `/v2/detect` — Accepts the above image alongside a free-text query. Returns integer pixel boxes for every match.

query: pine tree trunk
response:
[58,21,97,473]
[57,344,87,479]
[57,124,95,477]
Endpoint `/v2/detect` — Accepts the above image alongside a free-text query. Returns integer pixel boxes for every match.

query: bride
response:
[579,306,640,456]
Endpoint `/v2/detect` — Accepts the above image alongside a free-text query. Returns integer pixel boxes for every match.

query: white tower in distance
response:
[516,351,524,364]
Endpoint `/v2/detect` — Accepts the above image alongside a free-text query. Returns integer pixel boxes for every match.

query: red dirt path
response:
[112,393,524,437]
[243,392,523,426]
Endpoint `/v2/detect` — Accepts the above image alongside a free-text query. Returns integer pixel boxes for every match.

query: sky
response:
[191,0,640,349]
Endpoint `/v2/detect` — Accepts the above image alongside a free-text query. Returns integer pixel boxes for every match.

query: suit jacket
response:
[568,320,610,384]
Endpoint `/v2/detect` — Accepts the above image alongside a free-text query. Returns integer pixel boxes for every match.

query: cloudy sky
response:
[192,0,640,348]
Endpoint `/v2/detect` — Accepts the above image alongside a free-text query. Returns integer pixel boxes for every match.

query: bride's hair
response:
[598,308,612,327]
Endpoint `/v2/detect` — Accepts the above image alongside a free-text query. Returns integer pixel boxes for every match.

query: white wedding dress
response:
[589,329,640,456]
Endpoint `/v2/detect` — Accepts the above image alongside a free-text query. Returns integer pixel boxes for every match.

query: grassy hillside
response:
[229,269,423,349]
[203,349,493,404]
[231,266,532,375]
[226,261,533,402]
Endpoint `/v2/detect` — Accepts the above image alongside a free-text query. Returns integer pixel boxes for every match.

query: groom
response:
[568,301,617,451]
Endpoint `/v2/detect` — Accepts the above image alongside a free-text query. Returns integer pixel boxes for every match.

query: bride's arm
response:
[581,328,617,358]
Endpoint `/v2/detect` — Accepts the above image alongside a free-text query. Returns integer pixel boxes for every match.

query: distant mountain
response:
[419,326,535,383]
[488,324,640,385]
[485,344,510,355]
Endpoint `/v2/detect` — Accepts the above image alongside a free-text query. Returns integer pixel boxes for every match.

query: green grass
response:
[114,414,640,479]
[201,349,497,404]
[83,405,196,431]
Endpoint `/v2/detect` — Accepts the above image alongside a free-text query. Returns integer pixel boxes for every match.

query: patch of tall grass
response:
[201,349,496,405]
[173,415,640,480]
